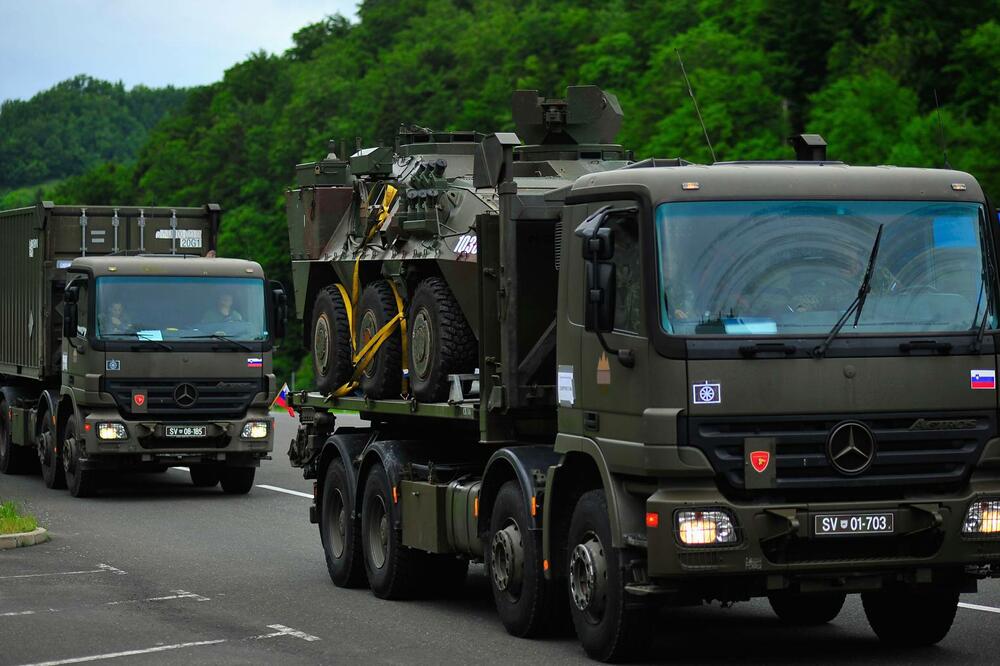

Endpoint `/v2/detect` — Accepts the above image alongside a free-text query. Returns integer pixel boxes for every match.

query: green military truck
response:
[287,88,1000,661]
[0,203,286,497]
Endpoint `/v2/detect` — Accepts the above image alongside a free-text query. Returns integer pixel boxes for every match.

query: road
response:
[2,413,1000,665]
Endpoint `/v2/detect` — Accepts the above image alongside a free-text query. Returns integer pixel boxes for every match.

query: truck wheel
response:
[768,592,846,625]
[219,467,255,494]
[862,586,959,646]
[0,399,32,474]
[312,286,353,393]
[38,412,66,489]
[62,416,99,498]
[320,458,367,588]
[486,481,551,637]
[360,462,421,599]
[567,489,651,662]
[190,465,220,488]
[356,281,403,399]
[407,277,477,402]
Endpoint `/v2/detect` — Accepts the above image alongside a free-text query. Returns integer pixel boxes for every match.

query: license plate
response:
[814,512,894,536]
[165,426,207,438]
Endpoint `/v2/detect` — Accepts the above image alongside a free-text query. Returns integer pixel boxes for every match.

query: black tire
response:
[311,286,353,393]
[360,463,422,599]
[486,481,551,637]
[190,465,220,488]
[862,586,959,646]
[63,416,99,498]
[407,277,477,402]
[320,458,367,588]
[0,399,34,474]
[356,281,403,399]
[219,466,255,494]
[768,592,846,625]
[39,411,66,490]
[567,489,651,662]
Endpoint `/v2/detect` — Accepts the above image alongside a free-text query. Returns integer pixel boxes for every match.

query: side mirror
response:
[585,262,616,332]
[270,280,288,341]
[62,284,79,339]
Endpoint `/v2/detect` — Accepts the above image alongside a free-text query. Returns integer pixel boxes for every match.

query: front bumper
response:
[645,477,1000,583]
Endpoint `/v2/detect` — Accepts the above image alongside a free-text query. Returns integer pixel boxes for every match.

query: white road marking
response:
[105,590,210,605]
[13,639,227,666]
[0,564,126,581]
[251,624,321,642]
[171,466,190,472]
[959,601,1000,614]
[0,611,36,617]
[256,484,312,499]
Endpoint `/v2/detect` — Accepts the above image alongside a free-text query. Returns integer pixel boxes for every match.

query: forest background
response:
[2,0,999,381]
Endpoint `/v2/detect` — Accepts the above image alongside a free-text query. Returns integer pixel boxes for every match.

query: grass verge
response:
[0,500,38,535]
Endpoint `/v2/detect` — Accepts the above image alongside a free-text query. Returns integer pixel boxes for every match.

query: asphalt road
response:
[3,413,1000,665]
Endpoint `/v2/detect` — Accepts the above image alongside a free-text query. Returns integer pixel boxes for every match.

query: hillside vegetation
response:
[42,0,1000,377]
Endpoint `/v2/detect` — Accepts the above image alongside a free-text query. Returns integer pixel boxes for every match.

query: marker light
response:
[675,509,738,546]
[963,499,1000,535]
[241,421,269,439]
[96,422,128,440]
[646,512,660,528]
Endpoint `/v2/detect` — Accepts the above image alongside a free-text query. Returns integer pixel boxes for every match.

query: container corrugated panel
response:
[0,205,45,377]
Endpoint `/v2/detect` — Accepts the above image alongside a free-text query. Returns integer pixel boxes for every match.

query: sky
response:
[0,0,359,103]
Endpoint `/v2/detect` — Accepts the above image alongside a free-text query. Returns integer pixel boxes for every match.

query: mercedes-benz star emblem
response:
[173,383,198,408]
[826,421,876,475]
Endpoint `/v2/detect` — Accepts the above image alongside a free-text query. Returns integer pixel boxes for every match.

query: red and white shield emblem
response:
[133,394,145,407]
[750,451,770,473]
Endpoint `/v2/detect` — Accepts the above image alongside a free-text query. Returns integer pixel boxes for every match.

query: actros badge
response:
[692,382,721,405]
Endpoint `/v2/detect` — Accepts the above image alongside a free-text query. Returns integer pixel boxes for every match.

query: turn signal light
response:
[645,512,660,528]
[675,509,738,546]
[964,499,1000,535]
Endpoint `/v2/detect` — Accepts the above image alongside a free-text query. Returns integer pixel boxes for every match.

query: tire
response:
[356,281,403,399]
[219,466,255,494]
[862,586,959,646]
[486,481,551,637]
[190,465,220,488]
[39,411,66,490]
[0,399,34,474]
[62,416,99,498]
[360,463,422,599]
[311,286,353,393]
[768,592,846,625]
[320,458,367,588]
[567,489,651,662]
[407,277,478,402]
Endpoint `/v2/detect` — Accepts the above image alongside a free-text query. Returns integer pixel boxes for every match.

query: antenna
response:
[676,49,717,163]
[933,89,951,169]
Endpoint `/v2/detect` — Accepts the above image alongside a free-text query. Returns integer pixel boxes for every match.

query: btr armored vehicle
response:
[0,203,286,497]
[287,87,1000,661]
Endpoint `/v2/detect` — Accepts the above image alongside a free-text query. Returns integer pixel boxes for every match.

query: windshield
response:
[95,276,268,342]
[656,200,994,336]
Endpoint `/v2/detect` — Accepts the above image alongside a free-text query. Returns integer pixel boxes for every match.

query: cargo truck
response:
[286,87,1000,661]
[0,203,286,497]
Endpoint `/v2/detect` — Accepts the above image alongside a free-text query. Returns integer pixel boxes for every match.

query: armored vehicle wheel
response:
[768,592,846,625]
[0,398,34,474]
[320,458,366,588]
[360,462,421,599]
[311,286,353,393]
[356,281,403,398]
[39,412,66,489]
[862,586,959,646]
[190,465,220,488]
[567,489,651,662]
[220,467,255,494]
[407,277,477,402]
[486,481,551,637]
[62,416,99,498]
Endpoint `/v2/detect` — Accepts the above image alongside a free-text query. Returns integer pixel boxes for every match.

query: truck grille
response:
[104,378,264,420]
[683,411,994,495]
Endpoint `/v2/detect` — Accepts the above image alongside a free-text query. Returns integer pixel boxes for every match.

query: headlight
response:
[241,421,269,439]
[963,499,1000,535]
[97,422,128,440]
[675,509,739,546]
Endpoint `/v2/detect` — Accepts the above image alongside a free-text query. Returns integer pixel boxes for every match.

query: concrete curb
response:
[0,527,50,550]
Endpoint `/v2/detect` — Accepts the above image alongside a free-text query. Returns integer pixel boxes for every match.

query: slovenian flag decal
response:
[273,382,295,416]
[247,357,263,368]
[971,369,996,390]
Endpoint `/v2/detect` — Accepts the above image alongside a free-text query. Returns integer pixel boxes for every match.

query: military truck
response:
[0,203,286,497]
[286,87,1000,661]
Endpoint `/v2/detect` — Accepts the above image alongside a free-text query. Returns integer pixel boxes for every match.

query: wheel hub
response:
[569,534,608,618]
[411,309,432,378]
[314,314,331,374]
[366,494,388,570]
[328,488,346,558]
[62,435,76,474]
[490,521,524,596]
[359,312,378,378]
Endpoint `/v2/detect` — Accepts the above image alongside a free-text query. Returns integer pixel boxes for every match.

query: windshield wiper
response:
[105,332,172,351]
[813,223,884,358]
[972,209,996,352]
[182,334,252,351]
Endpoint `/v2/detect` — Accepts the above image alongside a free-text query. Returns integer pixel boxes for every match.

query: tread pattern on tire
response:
[321,458,367,588]
[312,285,354,393]
[408,277,477,402]
[357,281,403,399]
